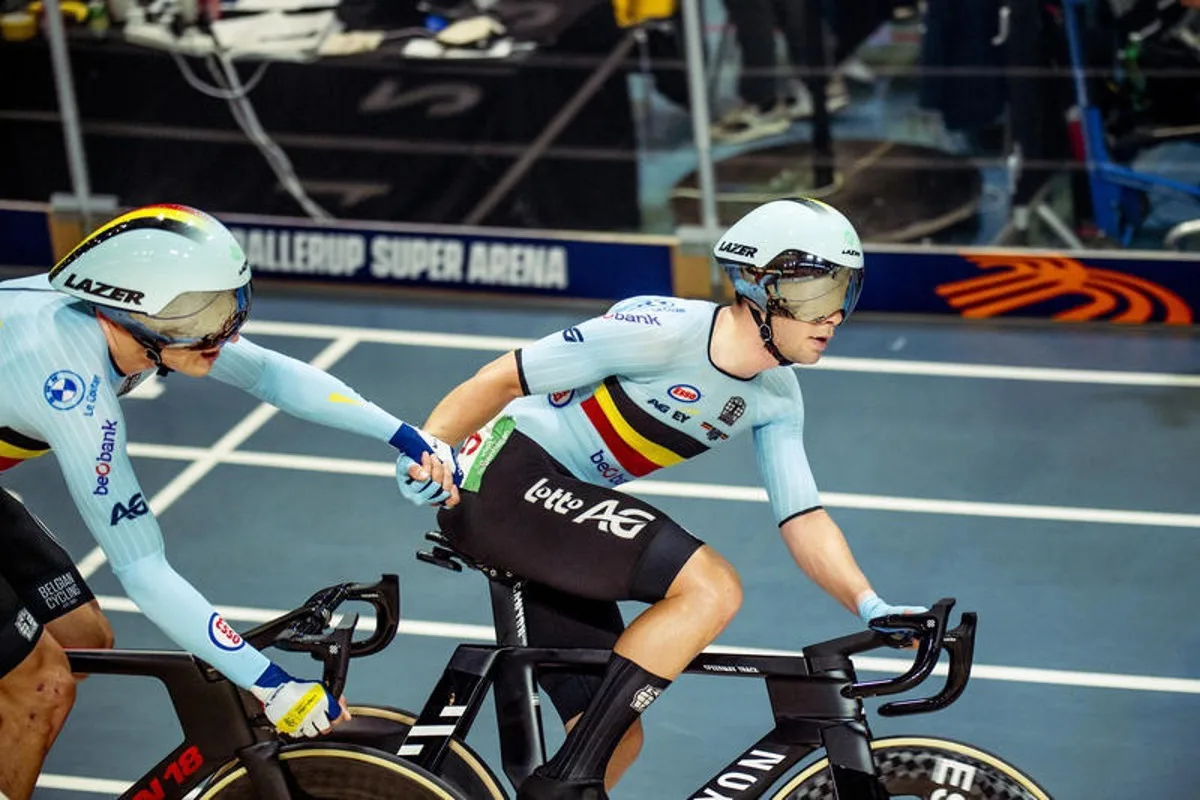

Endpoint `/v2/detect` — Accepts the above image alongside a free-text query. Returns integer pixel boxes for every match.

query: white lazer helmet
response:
[714,198,864,323]
[49,204,252,353]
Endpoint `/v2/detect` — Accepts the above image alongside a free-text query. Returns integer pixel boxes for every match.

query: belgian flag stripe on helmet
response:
[49,205,213,279]
[786,197,833,214]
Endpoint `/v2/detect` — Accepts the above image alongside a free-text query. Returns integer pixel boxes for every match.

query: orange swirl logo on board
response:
[936,254,1193,324]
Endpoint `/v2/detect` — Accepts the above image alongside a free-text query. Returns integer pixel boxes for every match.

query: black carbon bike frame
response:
[392,533,978,800]
[64,577,402,800]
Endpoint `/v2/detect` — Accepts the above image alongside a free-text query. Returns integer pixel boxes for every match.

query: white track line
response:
[35,774,131,794]
[92,594,1200,694]
[123,444,1200,529]
[240,319,1200,388]
[76,336,361,580]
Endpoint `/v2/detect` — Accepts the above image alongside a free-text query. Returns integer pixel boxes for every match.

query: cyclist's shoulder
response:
[751,366,805,421]
[597,296,716,349]
[1,276,111,394]
[1,274,93,337]
[605,295,715,324]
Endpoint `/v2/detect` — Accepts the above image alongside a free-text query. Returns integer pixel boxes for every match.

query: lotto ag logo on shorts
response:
[44,370,86,411]
[668,384,701,403]
[208,613,245,651]
[937,255,1193,323]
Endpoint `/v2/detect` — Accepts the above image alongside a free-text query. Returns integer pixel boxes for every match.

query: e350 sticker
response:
[44,370,86,411]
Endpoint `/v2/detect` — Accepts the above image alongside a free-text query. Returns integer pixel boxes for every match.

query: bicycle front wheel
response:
[771,736,1052,800]
[343,705,507,799]
[199,743,464,800]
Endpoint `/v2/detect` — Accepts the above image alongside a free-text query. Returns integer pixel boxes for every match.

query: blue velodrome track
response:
[6,286,1199,799]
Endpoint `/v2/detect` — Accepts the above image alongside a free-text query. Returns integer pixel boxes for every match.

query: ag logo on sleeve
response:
[110,492,149,525]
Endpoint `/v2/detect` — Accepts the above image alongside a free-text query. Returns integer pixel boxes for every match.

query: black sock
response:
[541,654,671,782]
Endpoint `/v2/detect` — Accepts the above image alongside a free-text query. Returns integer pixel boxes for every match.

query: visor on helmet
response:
[104,281,252,351]
[745,250,863,323]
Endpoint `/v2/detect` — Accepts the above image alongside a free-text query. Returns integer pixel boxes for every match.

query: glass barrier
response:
[1,0,1198,254]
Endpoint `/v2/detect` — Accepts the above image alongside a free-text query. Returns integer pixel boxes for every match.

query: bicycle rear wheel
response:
[199,743,463,799]
[770,736,1052,800]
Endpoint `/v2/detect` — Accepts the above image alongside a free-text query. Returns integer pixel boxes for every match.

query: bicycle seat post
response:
[489,575,528,648]
[483,571,554,786]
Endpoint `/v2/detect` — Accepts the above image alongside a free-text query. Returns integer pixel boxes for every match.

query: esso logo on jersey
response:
[548,390,575,408]
[208,613,244,651]
[668,384,701,403]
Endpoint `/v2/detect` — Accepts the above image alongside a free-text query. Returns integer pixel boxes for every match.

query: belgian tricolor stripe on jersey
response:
[580,377,708,477]
[0,427,50,472]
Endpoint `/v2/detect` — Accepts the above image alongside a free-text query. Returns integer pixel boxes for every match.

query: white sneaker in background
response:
[838,56,877,86]
[785,75,851,121]
[711,103,792,144]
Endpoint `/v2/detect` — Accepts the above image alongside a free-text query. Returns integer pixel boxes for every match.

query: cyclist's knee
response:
[46,601,113,651]
[671,547,743,626]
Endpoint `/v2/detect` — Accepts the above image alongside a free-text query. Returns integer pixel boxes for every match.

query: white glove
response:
[250,663,343,738]
[856,591,928,633]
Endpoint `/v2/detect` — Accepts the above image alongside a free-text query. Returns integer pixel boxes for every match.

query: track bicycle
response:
[329,532,1054,800]
[63,575,466,800]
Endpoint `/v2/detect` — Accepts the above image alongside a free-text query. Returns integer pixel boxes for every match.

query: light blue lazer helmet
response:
[715,198,864,323]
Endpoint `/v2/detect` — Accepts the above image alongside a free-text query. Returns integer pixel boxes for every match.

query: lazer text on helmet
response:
[717,241,758,259]
[61,273,145,305]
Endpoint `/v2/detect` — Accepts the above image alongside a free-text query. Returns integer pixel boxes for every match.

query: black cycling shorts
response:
[436,430,704,721]
[0,486,95,677]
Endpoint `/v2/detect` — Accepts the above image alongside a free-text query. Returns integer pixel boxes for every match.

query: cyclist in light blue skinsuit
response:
[0,205,461,800]
[400,199,927,800]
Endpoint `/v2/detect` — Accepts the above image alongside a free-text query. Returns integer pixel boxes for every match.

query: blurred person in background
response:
[711,0,852,143]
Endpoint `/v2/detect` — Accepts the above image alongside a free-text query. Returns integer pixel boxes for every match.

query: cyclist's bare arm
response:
[421,352,526,445]
[780,510,873,615]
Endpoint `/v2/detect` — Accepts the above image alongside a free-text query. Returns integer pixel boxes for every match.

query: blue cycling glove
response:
[856,591,928,633]
[396,453,454,505]
[390,423,462,506]
[390,423,464,481]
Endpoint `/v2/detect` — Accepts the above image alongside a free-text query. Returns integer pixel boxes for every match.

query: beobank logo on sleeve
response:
[93,420,119,495]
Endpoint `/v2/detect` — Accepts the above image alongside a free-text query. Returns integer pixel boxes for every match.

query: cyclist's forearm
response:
[115,552,271,689]
[423,353,525,445]
[779,510,872,616]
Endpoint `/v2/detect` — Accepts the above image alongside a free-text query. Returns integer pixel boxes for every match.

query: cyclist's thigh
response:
[524,582,624,723]
[0,486,96,625]
[438,431,704,603]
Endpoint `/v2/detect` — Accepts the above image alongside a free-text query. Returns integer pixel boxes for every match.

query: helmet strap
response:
[139,340,174,378]
[747,305,792,367]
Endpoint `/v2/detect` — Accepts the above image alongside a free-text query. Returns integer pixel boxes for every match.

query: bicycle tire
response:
[770,736,1053,800]
[342,705,508,799]
[198,742,464,800]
